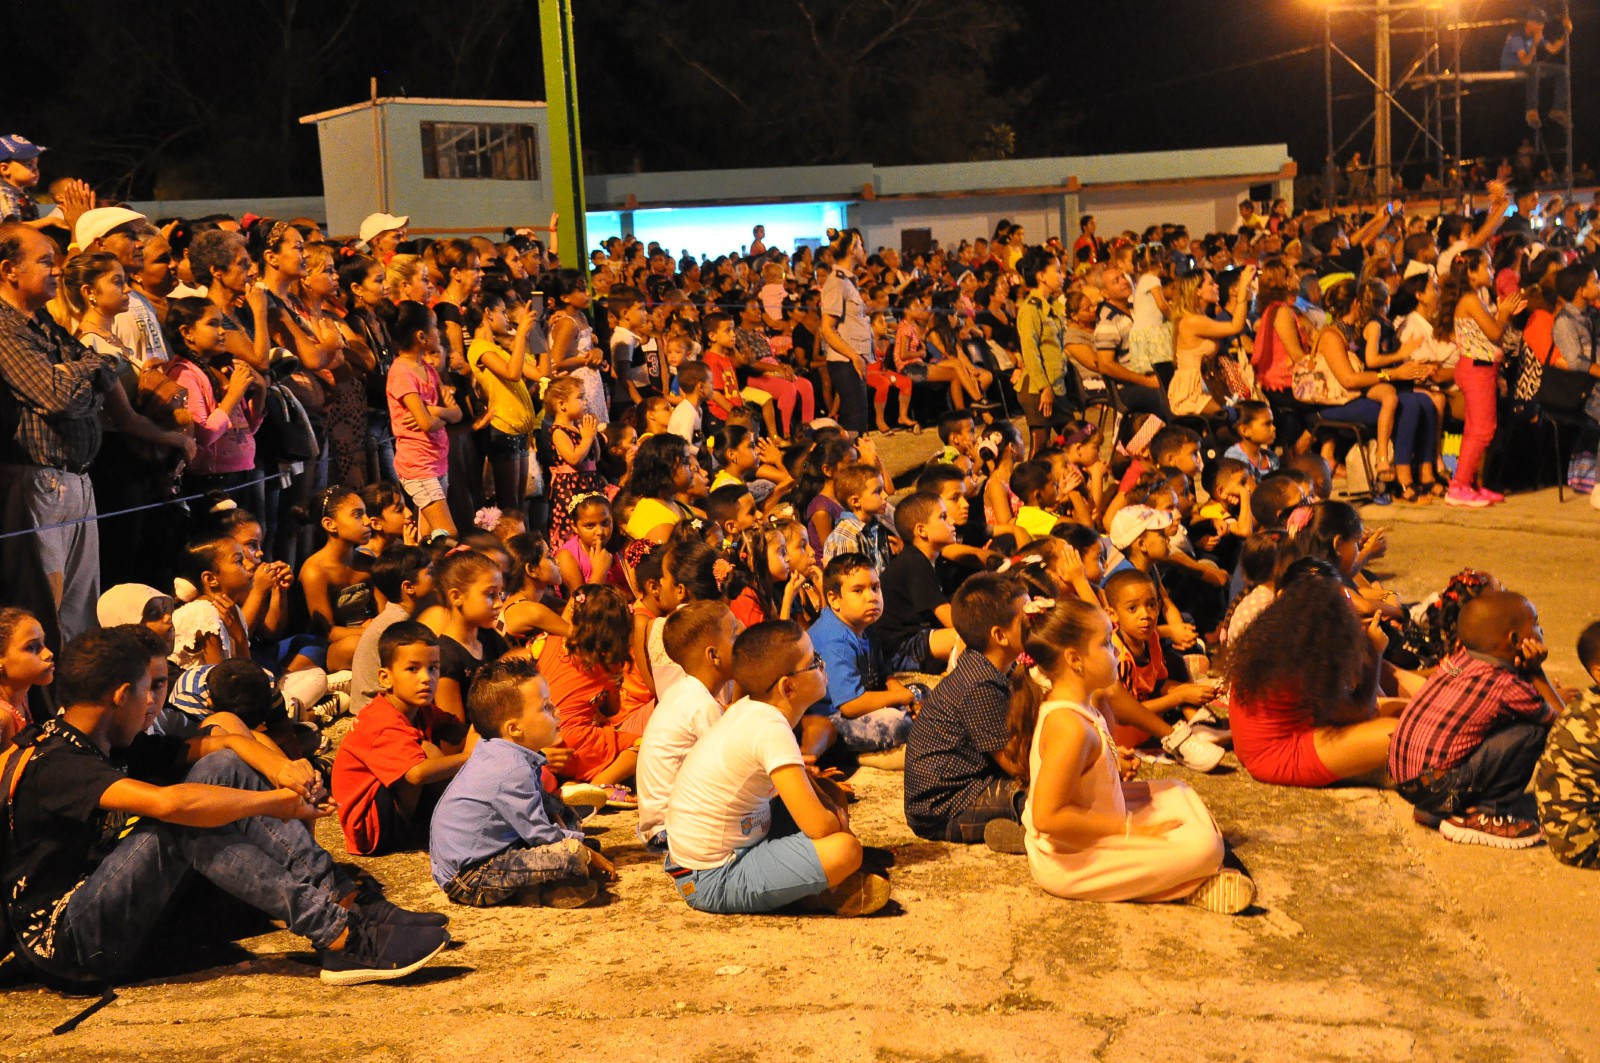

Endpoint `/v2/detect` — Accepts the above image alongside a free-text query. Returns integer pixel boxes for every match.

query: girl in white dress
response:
[1012,597,1255,912]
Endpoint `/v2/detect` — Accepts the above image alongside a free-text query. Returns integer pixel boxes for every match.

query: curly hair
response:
[566,583,632,671]
[629,432,690,502]
[1002,597,1108,783]
[1224,573,1377,725]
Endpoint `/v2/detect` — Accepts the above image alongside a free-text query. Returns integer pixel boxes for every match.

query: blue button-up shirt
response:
[429,738,582,887]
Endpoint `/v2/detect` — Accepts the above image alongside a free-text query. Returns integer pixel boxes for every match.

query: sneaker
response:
[1526,108,1543,128]
[319,916,449,985]
[1188,723,1233,748]
[1439,808,1543,849]
[1160,722,1226,772]
[324,670,353,695]
[559,782,608,820]
[601,783,638,810]
[1188,705,1228,729]
[1548,109,1570,128]
[983,818,1027,855]
[1473,487,1504,504]
[1444,486,1489,508]
[798,871,892,917]
[349,886,450,928]
[1184,869,1257,914]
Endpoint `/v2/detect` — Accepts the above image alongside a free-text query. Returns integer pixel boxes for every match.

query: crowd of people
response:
[1,126,1599,992]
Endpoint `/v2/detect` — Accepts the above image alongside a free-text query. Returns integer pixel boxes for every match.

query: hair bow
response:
[1023,597,1056,617]
[474,506,503,531]
[712,558,735,591]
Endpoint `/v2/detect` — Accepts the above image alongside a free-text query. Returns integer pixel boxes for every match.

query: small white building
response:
[299,97,553,240]
[292,96,1294,256]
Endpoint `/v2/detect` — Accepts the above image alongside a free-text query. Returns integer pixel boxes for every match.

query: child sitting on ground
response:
[1390,590,1563,847]
[1100,569,1227,772]
[433,549,512,725]
[1012,597,1254,912]
[332,621,476,856]
[808,554,920,763]
[821,461,893,572]
[1224,530,1287,646]
[555,493,625,593]
[1224,400,1279,478]
[635,601,740,851]
[1107,504,1200,652]
[704,483,759,542]
[171,536,256,670]
[498,533,571,646]
[430,657,615,908]
[536,583,643,797]
[1535,620,1600,867]
[663,620,890,916]
[903,572,1031,847]
[874,491,961,674]
[1010,460,1060,541]
[296,485,377,672]
[0,608,53,751]
[351,546,434,715]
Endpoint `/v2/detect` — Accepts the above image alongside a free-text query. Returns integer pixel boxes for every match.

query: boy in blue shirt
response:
[430,657,616,907]
[807,553,919,760]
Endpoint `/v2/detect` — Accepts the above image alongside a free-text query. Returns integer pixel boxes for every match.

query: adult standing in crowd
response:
[0,223,120,647]
[818,228,872,433]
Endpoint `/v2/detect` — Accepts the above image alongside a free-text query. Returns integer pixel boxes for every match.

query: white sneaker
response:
[1188,723,1233,748]
[1184,869,1257,914]
[325,670,353,695]
[1161,722,1226,772]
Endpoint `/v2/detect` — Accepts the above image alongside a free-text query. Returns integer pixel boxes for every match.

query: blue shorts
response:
[664,832,828,914]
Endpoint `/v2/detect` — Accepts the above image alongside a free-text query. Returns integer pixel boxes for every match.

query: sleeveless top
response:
[1023,699,1126,853]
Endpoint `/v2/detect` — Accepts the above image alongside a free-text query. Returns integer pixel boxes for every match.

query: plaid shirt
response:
[1389,649,1553,782]
[821,512,892,572]
[0,299,116,470]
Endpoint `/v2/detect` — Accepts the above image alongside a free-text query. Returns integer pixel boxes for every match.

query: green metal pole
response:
[539,0,588,273]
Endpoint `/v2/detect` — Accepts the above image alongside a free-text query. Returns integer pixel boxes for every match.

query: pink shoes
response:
[1444,485,1503,507]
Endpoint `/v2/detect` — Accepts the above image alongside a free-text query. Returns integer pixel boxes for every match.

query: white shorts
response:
[401,475,448,509]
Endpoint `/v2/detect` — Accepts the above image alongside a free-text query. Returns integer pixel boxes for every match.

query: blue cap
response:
[0,135,46,163]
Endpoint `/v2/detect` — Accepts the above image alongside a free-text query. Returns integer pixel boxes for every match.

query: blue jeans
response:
[1395,721,1548,819]
[1317,390,1437,466]
[59,751,350,981]
[834,707,913,752]
[827,361,870,433]
[1523,61,1569,113]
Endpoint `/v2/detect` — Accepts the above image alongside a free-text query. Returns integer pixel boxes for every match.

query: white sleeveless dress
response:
[1023,699,1224,902]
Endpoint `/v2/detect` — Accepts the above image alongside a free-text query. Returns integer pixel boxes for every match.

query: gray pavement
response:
[2,460,1598,1062]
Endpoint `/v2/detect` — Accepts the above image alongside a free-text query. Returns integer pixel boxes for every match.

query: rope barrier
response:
[0,472,276,542]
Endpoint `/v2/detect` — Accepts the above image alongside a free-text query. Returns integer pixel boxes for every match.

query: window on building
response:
[420,121,539,181]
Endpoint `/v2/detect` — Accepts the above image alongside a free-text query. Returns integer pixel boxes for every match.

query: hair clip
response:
[712,557,734,591]
[474,506,503,531]
[445,543,473,557]
[573,590,587,606]
[172,577,201,603]
[210,498,238,514]
[1285,505,1313,538]
[1023,597,1056,617]
[622,538,655,570]
[1015,651,1035,669]
[689,517,705,531]
[767,504,795,525]
[565,491,605,515]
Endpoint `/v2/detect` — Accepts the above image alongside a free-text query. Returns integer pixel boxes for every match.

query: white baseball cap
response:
[359,212,410,246]
[1108,504,1174,551]
[75,206,147,250]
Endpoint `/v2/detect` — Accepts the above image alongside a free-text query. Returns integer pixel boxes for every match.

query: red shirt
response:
[701,348,744,418]
[332,695,456,855]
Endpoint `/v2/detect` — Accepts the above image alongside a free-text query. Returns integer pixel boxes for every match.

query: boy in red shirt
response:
[703,312,781,439]
[333,621,477,855]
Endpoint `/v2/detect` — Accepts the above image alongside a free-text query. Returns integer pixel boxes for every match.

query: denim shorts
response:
[401,475,448,509]
[664,832,828,914]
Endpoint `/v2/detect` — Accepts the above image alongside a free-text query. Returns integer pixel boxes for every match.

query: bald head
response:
[1457,590,1535,655]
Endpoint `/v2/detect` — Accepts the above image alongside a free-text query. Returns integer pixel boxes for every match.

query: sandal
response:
[1391,482,1426,504]
[1420,479,1447,498]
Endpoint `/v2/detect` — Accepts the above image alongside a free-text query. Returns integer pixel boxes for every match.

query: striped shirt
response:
[1389,649,1553,782]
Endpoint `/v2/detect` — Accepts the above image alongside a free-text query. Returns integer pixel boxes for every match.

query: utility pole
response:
[539,0,587,272]
[1374,0,1392,198]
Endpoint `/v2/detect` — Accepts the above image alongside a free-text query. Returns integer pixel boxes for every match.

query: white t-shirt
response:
[1132,273,1166,329]
[112,290,170,367]
[1435,239,1470,277]
[664,696,806,870]
[667,399,700,442]
[636,674,725,841]
[1398,311,1459,367]
[647,615,685,698]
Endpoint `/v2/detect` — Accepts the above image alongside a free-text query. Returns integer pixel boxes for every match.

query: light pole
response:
[1374,0,1391,198]
[540,0,588,273]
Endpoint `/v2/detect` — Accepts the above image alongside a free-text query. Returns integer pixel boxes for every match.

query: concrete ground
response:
[3,458,1598,1061]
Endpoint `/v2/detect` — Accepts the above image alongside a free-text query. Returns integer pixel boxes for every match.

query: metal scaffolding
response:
[1321,0,1573,203]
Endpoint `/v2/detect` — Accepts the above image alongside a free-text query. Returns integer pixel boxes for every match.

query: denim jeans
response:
[58,750,350,981]
[1396,721,1549,819]
[1524,61,1569,113]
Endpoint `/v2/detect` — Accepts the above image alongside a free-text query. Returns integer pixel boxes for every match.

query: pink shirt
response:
[387,357,448,480]
[167,359,261,475]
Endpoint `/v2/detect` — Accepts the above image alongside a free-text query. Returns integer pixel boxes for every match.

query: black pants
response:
[827,361,870,433]
[941,776,1027,844]
[1395,721,1548,819]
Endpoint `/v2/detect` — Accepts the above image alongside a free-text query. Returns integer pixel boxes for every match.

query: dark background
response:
[3,1,1595,201]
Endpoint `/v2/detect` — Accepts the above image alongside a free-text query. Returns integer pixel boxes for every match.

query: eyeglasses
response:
[783,651,826,679]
